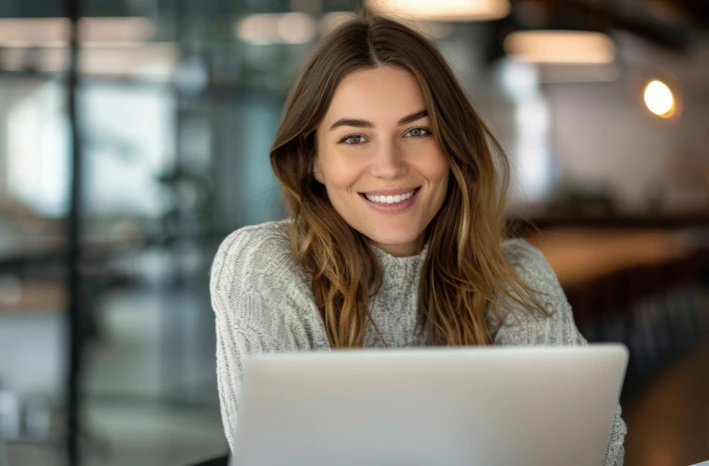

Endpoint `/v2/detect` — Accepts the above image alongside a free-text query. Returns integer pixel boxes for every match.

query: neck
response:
[372,235,425,258]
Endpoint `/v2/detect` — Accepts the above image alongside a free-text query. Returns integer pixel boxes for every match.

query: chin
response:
[367,229,423,250]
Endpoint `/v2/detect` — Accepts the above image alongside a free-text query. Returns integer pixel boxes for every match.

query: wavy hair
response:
[270,12,546,348]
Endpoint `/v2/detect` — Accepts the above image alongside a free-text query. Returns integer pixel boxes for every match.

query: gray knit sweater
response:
[210,220,627,464]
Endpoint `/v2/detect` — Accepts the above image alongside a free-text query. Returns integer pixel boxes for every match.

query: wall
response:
[544,34,709,210]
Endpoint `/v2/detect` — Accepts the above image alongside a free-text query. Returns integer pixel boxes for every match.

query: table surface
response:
[526,228,699,287]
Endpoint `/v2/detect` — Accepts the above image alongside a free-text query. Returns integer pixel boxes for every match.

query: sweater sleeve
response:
[494,239,627,466]
[210,225,323,453]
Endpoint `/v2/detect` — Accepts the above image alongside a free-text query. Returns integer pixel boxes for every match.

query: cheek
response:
[423,150,450,187]
[319,154,363,191]
[436,158,450,183]
[427,154,450,210]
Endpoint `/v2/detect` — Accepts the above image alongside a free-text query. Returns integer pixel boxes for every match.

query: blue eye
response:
[340,134,367,145]
[406,127,431,138]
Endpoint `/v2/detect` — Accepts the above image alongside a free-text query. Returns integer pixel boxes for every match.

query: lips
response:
[363,189,416,205]
[359,187,420,214]
[359,186,421,203]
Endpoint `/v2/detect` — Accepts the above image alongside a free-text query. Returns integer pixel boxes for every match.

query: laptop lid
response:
[233,344,628,466]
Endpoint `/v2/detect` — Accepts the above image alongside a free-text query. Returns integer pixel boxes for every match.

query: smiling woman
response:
[313,67,449,257]
[209,11,626,464]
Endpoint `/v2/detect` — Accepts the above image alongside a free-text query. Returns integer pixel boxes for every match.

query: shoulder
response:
[492,238,586,346]
[210,220,309,297]
[210,220,323,340]
[212,220,292,274]
[501,238,546,268]
[501,238,560,296]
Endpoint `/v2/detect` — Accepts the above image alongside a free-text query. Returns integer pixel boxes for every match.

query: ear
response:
[313,157,325,184]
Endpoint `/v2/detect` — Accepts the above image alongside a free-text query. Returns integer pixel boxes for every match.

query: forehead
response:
[323,66,426,123]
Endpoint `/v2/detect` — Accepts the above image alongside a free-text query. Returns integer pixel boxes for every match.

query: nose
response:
[369,140,408,180]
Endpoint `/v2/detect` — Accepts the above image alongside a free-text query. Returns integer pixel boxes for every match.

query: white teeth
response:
[364,190,415,204]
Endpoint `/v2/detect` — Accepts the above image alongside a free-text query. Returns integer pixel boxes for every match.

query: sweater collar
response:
[371,242,429,277]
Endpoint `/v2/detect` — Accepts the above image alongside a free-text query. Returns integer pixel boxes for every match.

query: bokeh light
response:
[643,80,676,118]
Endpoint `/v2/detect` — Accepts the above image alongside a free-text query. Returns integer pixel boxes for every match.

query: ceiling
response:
[1,0,707,57]
[508,0,709,52]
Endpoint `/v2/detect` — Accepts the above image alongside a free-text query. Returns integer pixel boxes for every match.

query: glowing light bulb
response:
[644,80,675,118]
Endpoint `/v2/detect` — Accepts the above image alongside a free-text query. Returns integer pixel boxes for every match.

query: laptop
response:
[231,344,628,466]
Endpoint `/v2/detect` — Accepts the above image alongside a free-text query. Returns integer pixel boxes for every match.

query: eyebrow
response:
[328,109,428,131]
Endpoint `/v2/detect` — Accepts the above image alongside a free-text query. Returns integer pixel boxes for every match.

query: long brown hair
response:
[270,12,546,348]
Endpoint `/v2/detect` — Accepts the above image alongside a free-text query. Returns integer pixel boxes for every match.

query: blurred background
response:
[0,0,707,465]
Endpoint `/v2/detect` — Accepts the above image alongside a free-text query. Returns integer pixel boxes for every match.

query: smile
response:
[363,189,416,205]
[359,187,421,215]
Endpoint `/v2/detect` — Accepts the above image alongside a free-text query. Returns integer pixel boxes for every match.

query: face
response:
[314,66,449,257]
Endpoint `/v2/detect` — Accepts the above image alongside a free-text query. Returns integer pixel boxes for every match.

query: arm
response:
[210,225,320,452]
[213,290,279,453]
[494,239,627,466]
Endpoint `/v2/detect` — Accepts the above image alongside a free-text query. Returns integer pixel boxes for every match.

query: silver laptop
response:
[232,345,628,466]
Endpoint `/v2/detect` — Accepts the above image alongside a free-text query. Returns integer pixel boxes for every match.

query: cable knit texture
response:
[210,220,627,464]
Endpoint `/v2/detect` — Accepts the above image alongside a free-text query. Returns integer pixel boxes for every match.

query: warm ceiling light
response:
[504,30,615,64]
[277,13,317,44]
[0,17,154,47]
[1,42,178,80]
[80,17,154,44]
[236,13,316,45]
[236,15,280,44]
[366,0,511,21]
[0,18,67,46]
[644,80,676,118]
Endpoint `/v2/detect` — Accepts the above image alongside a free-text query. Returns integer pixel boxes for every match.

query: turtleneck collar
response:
[371,242,429,283]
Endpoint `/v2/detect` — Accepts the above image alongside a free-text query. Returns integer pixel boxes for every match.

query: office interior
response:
[0,0,707,465]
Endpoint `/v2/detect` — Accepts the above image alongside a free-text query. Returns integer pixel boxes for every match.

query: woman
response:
[210,12,626,464]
